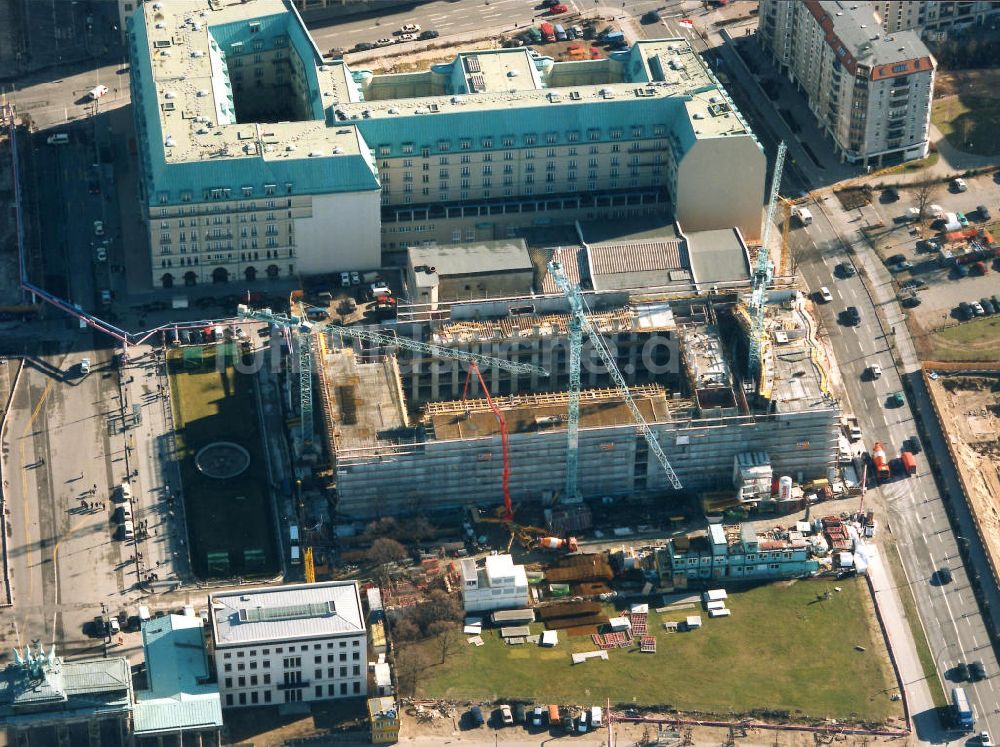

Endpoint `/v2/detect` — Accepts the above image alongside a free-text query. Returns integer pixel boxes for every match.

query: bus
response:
[952,686,974,731]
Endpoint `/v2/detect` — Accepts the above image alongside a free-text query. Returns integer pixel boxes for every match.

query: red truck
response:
[900,450,917,476]
[539,22,556,41]
[871,442,890,482]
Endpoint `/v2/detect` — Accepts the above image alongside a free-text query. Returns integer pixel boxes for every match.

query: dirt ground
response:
[933,69,1000,99]
[926,373,1000,579]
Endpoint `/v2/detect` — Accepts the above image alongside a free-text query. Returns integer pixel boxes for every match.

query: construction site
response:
[925,370,1000,597]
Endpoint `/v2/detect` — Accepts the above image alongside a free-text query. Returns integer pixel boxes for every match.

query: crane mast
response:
[547,262,683,494]
[748,141,787,379]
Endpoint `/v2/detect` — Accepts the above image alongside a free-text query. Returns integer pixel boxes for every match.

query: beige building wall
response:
[673,137,766,242]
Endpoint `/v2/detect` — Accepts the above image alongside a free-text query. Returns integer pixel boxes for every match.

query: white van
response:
[46,133,70,145]
[590,706,603,728]
[290,545,301,564]
[792,206,813,226]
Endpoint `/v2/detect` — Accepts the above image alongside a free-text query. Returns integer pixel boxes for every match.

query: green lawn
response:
[932,94,1000,156]
[169,347,279,579]
[415,579,902,724]
[925,317,1000,362]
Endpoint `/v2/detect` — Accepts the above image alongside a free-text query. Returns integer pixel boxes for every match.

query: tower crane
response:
[747,140,787,379]
[236,304,548,521]
[547,261,682,497]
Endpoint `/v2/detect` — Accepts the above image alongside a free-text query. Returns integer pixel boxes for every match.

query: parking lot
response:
[861,172,1000,329]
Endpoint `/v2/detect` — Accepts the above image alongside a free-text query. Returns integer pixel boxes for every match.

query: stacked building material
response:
[545,555,614,584]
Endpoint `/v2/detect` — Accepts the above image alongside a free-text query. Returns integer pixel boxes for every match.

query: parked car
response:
[952,177,968,192]
[531,706,544,727]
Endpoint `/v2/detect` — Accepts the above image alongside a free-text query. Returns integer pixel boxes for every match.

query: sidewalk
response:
[119,344,192,593]
[866,546,937,737]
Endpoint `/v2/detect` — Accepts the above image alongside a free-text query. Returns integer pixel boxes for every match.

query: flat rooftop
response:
[812,0,933,77]
[319,343,408,453]
[407,240,533,279]
[424,385,671,441]
[211,581,365,647]
[685,228,751,284]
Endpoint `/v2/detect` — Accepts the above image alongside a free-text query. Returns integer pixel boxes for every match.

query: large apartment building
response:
[758,0,936,167]
[209,582,367,709]
[874,1,1000,35]
[127,0,765,290]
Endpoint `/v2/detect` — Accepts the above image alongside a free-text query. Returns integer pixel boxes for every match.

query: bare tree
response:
[913,182,939,222]
[394,649,428,696]
[366,537,408,584]
[427,620,461,664]
[390,616,420,643]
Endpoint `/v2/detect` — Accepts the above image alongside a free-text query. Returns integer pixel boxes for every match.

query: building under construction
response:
[314,241,838,518]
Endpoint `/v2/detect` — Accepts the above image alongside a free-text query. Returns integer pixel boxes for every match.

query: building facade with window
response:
[129,0,765,289]
[873,1,1000,36]
[758,0,936,166]
[209,581,367,709]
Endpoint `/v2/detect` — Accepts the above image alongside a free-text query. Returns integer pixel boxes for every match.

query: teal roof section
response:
[133,614,223,736]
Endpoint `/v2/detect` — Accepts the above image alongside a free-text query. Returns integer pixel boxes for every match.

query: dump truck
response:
[871,442,890,482]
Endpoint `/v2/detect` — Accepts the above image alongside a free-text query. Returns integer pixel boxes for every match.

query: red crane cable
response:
[461,363,513,522]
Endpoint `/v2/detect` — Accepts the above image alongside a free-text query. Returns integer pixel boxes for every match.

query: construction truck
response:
[538,536,579,553]
[871,442,890,482]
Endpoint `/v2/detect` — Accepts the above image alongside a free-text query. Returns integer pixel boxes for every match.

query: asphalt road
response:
[3,348,130,659]
[791,196,1000,742]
